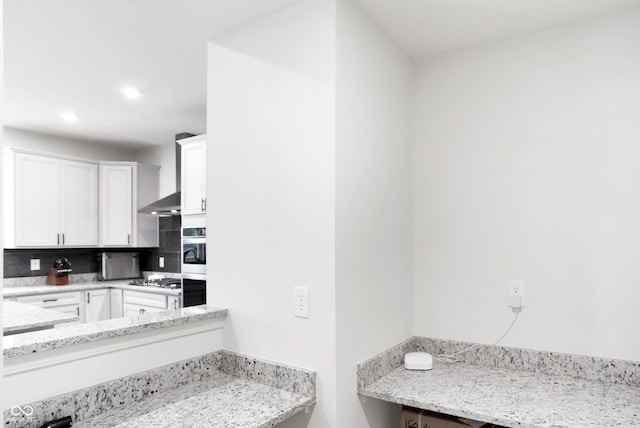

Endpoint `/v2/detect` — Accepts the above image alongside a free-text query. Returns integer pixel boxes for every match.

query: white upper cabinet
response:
[179,134,207,215]
[99,164,133,246]
[99,162,160,247]
[4,148,159,249]
[60,160,99,246]
[4,149,98,247]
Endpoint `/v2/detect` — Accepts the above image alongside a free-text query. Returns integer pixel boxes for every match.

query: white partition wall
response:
[207,0,414,426]
[207,1,337,426]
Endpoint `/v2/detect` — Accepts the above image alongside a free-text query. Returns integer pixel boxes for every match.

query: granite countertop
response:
[74,371,314,428]
[4,350,316,428]
[2,280,182,298]
[360,360,640,428]
[4,305,227,359]
[3,301,79,334]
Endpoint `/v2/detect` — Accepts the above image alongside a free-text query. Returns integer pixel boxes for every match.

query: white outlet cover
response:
[30,259,40,271]
[508,280,525,307]
[294,286,310,319]
[159,256,165,268]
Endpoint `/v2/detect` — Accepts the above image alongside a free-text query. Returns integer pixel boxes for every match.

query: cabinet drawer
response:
[17,292,80,308]
[53,304,82,325]
[123,303,167,316]
[123,290,167,309]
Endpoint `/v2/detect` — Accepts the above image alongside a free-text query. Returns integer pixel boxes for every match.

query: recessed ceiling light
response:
[60,112,78,123]
[121,87,141,99]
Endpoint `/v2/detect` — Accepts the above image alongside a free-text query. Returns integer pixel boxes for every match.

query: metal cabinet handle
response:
[43,298,58,303]
[77,307,80,316]
[128,234,131,244]
[201,198,206,212]
[87,293,90,304]
[57,233,60,245]
[173,300,177,310]
[62,233,65,245]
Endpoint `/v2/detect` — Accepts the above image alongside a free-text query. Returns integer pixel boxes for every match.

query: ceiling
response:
[3,0,299,149]
[5,0,640,149]
[352,0,640,58]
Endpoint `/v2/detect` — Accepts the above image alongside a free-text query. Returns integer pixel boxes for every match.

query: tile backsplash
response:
[3,216,182,279]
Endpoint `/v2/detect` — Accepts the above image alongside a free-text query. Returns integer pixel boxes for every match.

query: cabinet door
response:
[168,296,181,311]
[110,289,123,319]
[14,153,61,246]
[60,160,98,246]
[100,165,133,246]
[181,140,207,215]
[84,289,110,323]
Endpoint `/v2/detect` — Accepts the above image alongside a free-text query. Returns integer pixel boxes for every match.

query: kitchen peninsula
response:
[3,301,79,335]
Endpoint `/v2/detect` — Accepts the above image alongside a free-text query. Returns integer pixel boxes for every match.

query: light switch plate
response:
[159,257,165,268]
[30,259,40,271]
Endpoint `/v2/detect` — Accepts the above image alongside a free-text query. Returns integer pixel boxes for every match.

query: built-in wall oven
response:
[181,216,207,307]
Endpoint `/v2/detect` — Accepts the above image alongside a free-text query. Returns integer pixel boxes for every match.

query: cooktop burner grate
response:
[128,278,182,289]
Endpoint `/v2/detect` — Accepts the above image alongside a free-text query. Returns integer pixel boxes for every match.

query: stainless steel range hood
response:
[139,132,194,216]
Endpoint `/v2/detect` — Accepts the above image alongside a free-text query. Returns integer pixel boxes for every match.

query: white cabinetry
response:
[3,149,98,248]
[178,135,207,215]
[110,289,123,319]
[123,290,168,316]
[84,289,111,323]
[168,295,181,311]
[99,162,160,247]
[16,291,83,325]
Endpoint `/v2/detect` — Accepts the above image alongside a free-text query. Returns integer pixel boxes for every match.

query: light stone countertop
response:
[4,350,315,428]
[2,280,182,298]
[4,305,227,359]
[360,360,640,428]
[3,301,79,334]
[73,371,314,428]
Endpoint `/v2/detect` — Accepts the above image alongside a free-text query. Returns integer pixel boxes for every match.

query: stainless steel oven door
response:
[182,237,206,275]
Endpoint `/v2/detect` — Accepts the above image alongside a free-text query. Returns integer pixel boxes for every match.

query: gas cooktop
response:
[128,278,182,289]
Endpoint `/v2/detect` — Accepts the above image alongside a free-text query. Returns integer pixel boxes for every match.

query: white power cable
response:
[433,309,520,363]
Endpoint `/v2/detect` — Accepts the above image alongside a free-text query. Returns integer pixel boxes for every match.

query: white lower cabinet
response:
[84,289,110,323]
[110,289,124,319]
[11,288,180,325]
[16,291,83,325]
[168,295,181,311]
[123,290,168,316]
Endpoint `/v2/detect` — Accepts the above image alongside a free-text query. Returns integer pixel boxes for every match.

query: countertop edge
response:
[358,388,519,428]
[3,281,182,297]
[3,306,227,359]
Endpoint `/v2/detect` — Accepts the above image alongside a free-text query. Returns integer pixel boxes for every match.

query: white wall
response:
[1,5,5,425]
[136,142,177,198]
[206,1,336,426]
[413,9,640,361]
[335,1,413,426]
[3,127,135,161]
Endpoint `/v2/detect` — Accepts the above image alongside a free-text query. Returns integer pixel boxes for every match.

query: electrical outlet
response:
[159,257,165,268]
[294,286,310,319]
[30,259,40,271]
[508,280,525,308]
